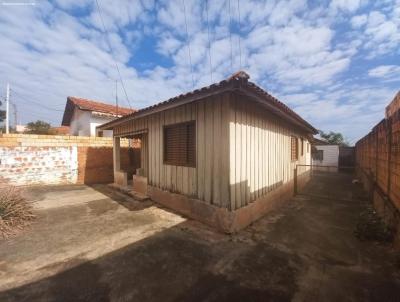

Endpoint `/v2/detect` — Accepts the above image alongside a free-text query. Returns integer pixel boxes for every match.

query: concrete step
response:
[107,183,150,202]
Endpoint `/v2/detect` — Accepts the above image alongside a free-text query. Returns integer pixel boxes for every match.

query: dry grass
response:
[0,186,35,238]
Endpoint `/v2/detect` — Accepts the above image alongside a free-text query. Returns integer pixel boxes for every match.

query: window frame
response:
[163,120,196,168]
[291,136,299,161]
[301,138,304,156]
[312,149,324,161]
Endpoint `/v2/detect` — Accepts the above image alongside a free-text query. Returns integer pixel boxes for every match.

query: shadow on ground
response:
[1,174,400,302]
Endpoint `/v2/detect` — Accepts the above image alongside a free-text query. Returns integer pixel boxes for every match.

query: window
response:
[312,150,324,161]
[164,121,196,167]
[291,136,299,161]
[301,138,304,156]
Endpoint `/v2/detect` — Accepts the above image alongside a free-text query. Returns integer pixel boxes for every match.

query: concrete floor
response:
[0,175,399,302]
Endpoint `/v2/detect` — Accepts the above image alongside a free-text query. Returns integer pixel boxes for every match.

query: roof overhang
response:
[98,79,317,134]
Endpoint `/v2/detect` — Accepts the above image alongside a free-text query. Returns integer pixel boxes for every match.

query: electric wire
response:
[205,0,213,83]
[182,0,195,88]
[11,90,64,112]
[228,0,233,72]
[237,0,242,70]
[95,0,132,109]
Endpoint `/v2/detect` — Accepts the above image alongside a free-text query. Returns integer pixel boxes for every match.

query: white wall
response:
[69,108,114,137]
[90,115,114,137]
[312,145,339,167]
[0,146,78,185]
[69,109,91,136]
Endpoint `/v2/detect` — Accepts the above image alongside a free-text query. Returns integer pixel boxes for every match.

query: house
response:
[311,138,355,170]
[311,138,339,168]
[61,96,135,137]
[15,124,27,133]
[98,71,317,232]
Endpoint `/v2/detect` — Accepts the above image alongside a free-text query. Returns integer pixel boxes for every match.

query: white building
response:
[61,96,135,137]
[312,138,339,170]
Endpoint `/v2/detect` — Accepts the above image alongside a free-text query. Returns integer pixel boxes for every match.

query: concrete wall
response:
[0,134,138,186]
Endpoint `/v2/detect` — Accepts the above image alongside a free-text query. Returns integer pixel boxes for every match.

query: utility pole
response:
[5,83,10,134]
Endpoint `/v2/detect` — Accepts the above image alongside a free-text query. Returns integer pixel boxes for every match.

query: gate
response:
[294,164,362,201]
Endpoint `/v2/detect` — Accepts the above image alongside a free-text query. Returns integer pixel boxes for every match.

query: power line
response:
[11,90,64,112]
[205,0,213,83]
[11,89,64,108]
[182,0,195,88]
[228,0,233,72]
[237,0,242,70]
[95,0,132,109]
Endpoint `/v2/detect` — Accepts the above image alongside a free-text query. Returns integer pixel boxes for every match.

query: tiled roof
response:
[62,96,135,126]
[98,71,317,134]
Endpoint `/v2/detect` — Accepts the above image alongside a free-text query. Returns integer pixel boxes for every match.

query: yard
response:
[0,177,399,302]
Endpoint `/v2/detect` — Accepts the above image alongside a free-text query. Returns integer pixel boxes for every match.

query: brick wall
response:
[356,92,400,246]
[0,134,140,186]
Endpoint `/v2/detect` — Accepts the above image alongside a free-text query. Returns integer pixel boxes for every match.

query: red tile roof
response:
[62,96,135,126]
[99,71,317,134]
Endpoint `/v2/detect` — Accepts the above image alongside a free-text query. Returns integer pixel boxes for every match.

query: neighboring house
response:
[15,124,27,133]
[311,138,339,168]
[311,139,355,169]
[61,96,135,137]
[98,71,317,232]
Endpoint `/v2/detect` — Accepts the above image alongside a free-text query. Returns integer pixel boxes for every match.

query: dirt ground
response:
[0,174,399,302]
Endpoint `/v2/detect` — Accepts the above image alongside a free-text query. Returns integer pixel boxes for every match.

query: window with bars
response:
[163,121,196,167]
[291,136,299,161]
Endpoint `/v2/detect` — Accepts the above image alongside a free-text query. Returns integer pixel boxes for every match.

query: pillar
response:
[113,136,121,173]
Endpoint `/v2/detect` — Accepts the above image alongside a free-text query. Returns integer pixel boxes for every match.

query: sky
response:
[0,0,399,144]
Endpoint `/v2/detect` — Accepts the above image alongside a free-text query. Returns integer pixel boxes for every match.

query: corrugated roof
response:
[62,96,135,126]
[98,71,317,134]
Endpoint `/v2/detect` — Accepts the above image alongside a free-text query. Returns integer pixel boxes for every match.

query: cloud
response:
[350,14,367,28]
[330,0,362,13]
[368,65,400,80]
[0,0,399,143]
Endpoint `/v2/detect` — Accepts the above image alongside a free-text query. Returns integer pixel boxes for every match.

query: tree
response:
[0,99,5,123]
[319,130,349,146]
[25,120,52,134]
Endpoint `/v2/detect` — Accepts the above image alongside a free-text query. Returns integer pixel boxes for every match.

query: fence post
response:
[294,166,298,195]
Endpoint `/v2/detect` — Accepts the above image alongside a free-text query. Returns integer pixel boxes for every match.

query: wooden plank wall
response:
[113,93,230,207]
[229,95,311,210]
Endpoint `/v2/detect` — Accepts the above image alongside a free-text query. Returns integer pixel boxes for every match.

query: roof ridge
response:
[98,73,316,134]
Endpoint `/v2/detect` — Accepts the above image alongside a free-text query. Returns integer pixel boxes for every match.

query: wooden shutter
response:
[301,138,304,156]
[291,136,298,161]
[164,121,196,167]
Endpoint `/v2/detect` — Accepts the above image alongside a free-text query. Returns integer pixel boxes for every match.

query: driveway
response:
[0,180,399,302]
